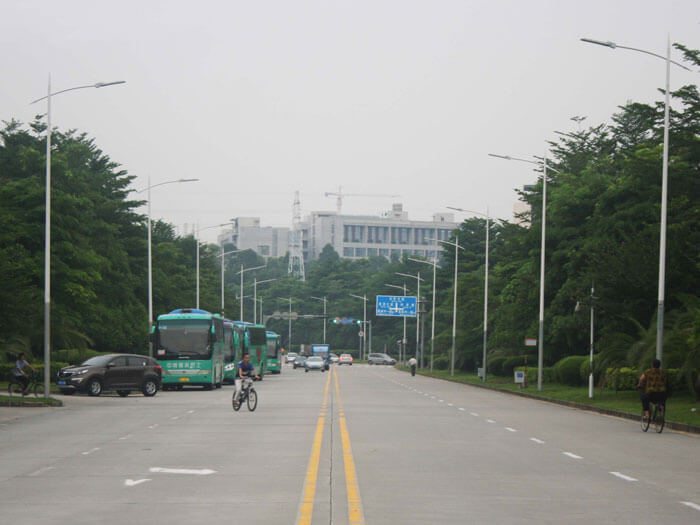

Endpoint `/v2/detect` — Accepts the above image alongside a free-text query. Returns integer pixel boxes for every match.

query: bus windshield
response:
[157,319,212,360]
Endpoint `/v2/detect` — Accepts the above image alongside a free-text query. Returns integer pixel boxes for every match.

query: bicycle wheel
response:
[32,381,44,398]
[640,410,650,432]
[8,381,24,397]
[232,392,242,411]
[247,388,257,411]
[652,405,665,434]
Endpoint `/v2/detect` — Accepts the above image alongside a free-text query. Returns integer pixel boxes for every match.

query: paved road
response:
[1,364,698,524]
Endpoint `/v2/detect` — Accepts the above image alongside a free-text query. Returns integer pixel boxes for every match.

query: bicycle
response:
[232,376,257,412]
[640,400,665,433]
[7,371,43,398]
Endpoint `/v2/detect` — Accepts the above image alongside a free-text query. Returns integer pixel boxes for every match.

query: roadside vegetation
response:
[1,45,698,406]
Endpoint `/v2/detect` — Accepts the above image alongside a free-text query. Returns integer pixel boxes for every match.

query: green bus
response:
[233,321,268,378]
[152,308,225,390]
[223,319,243,384]
[266,331,282,374]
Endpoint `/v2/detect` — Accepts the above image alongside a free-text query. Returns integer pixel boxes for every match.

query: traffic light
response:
[355,319,362,325]
[332,317,340,324]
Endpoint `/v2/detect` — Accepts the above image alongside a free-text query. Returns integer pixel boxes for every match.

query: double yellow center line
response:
[296,366,364,525]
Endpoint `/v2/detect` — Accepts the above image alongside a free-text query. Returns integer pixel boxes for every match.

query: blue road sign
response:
[375,295,417,317]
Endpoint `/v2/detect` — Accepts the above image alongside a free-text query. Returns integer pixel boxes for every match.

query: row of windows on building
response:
[343,247,439,259]
[343,225,452,245]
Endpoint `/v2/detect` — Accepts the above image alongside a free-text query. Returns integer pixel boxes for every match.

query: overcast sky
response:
[2,0,698,242]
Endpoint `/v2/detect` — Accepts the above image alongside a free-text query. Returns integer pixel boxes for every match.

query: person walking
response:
[408,356,417,377]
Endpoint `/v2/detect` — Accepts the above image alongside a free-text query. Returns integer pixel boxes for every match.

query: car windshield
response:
[288,353,297,357]
[81,355,114,367]
[156,319,212,360]
[307,357,322,362]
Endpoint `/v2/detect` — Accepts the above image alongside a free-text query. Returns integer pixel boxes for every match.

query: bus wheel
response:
[204,384,213,391]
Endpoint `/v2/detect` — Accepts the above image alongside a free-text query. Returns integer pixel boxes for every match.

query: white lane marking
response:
[150,467,217,475]
[29,466,55,476]
[447,403,453,407]
[171,416,179,420]
[418,391,423,394]
[148,424,159,429]
[119,434,133,440]
[563,452,583,459]
[458,408,465,411]
[439,399,444,403]
[82,447,100,456]
[124,478,151,486]
[505,427,517,432]
[530,438,545,444]
[187,410,195,414]
[430,396,436,399]
[610,472,637,482]
[424,394,428,396]
[470,412,479,417]
[486,419,495,423]
[681,501,700,511]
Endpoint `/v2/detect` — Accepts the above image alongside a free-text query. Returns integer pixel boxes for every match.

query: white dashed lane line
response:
[148,424,158,429]
[530,438,545,444]
[681,501,700,512]
[470,412,479,417]
[81,447,99,456]
[458,408,465,411]
[486,419,495,424]
[609,472,637,482]
[119,434,133,440]
[505,427,517,432]
[563,452,583,460]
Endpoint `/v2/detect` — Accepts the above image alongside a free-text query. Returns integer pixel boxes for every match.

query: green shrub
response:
[52,349,107,365]
[605,367,638,391]
[433,356,449,370]
[553,355,588,386]
[513,366,554,384]
[665,369,685,394]
[488,356,507,376]
[503,356,531,376]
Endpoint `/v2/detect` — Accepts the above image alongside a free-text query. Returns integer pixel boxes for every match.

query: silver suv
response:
[367,353,396,365]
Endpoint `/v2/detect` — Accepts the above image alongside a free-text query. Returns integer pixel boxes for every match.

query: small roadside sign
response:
[514,371,526,384]
[525,338,537,346]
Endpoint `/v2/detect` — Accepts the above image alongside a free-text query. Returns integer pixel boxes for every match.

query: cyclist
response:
[12,353,36,394]
[638,359,668,421]
[234,353,259,403]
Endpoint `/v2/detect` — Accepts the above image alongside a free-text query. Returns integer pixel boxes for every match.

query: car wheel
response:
[142,379,158,397]
[87,378,102,396]
[117,390,130,397]
[305,369,308,373]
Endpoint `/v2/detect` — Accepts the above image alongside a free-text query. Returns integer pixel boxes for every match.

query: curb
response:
[408,369,700,435]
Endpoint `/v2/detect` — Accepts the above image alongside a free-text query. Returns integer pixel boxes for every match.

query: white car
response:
[286,352,298,364]
[329,353,339,364]
[304,356,325,372]
[338,354,353,365]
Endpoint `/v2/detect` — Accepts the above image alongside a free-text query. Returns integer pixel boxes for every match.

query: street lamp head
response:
[581,38,616,49]
[178,178,199,183]
[94,80,127,88]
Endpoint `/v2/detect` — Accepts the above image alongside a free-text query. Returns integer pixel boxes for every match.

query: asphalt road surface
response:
[1,364,698,524]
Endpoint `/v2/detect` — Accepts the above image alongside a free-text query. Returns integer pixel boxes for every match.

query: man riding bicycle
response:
[638,359,668,421]
[12,353,36,394]
[234,353,259,403]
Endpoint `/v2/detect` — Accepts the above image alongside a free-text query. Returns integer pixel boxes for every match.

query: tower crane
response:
[325,186,400,214]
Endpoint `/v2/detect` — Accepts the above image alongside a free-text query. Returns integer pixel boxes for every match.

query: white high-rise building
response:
[218,218,290,260]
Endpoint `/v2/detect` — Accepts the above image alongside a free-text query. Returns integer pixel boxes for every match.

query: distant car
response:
[293,356,307,369]
[56,354,162,397]
[338,354,353,365]
[304,356,325,372]
[286,352,298,364]
[367,353,396,365]
[329,353,339,364]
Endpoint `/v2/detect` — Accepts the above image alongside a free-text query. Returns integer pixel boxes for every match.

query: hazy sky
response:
[2,0,698,242]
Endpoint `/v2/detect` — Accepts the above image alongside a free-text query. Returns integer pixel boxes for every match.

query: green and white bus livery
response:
[266,331,282,374]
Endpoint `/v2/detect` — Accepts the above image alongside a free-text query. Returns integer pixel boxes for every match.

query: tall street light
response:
[581,37,691,365]
[30,78,126,397]
[216,249,243,316]
[349,294,368,360]
[408,257,440,372]
[447,206,492,381]
[489,153,560,390]
[253,278,277,324]
[385,283,407,362]
[397,271,423,366]
[138,177,199,356]
[237,264,266,321]
[310,296,328,343]
[196,222,234,309]
[429,235,464,376]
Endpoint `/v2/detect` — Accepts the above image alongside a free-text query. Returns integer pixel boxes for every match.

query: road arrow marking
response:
[609,472,637,482]
[149,467,217,475]
[125,479,151,486]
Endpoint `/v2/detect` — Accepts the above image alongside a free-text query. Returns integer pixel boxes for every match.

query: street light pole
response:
[253,278,277,324]
[349,294,367,359]
[581,36,690,365]
[30,78,126,397]
[408,257,440,372]
[196,222,233,308]
[215,249,243,316]
[310,296,328,343]
[237,264,266,321]
[385,283,408,362]
[397,271,423,366]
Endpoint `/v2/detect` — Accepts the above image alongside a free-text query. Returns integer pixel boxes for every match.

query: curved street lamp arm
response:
[137,178,199,193]
[581,38,691,71]
[30,80,126,105]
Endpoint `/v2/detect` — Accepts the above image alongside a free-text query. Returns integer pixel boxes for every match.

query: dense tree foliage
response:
[1,46,698,395]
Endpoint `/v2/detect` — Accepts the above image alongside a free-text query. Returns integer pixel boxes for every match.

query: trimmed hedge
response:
[433,356,449,370]
[605,367,638,391]
[514,366,554,384]
[488,356,507,376]
[553,355,588,386]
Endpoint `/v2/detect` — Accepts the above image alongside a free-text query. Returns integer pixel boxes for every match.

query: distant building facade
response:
[298,203,458,262]
[218,217,290,260]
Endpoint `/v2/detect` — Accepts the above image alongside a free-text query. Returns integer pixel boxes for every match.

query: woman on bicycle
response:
[234,353,259,403]
[12,353,36,394]
[638,359,668,421]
